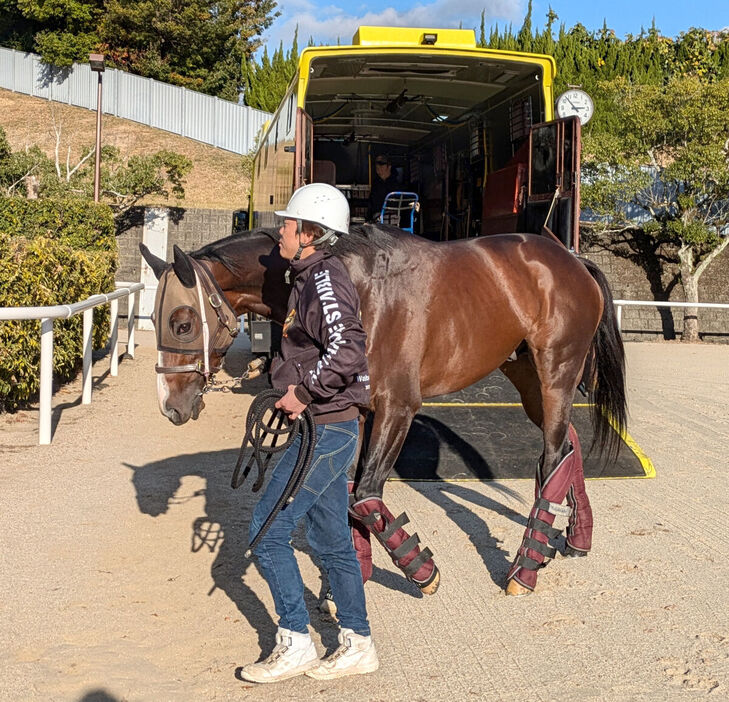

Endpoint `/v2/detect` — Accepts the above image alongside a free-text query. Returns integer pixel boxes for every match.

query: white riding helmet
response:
[275,183,350,237]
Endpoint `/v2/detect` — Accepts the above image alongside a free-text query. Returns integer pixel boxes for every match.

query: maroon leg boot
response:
[565,424,593,556]
[350,496,440,594]
[505,446,574,595]
[348,483,373,584]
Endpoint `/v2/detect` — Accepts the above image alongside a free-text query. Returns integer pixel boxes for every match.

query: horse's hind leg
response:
[501,350,592,596]
[350,396,440,595]
[501,355,593,559]
[564,424,593,556]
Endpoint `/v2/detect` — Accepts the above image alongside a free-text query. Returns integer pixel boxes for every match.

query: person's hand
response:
[275,384,308,420]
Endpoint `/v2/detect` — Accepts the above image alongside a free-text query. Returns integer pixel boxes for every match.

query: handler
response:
[241,183,377,683]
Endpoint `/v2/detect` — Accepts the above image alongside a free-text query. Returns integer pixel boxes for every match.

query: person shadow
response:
[124,441,352,659]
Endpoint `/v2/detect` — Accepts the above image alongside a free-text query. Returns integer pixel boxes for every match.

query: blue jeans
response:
[249,419,370,636]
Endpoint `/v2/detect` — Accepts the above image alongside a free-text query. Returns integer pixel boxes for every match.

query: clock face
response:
[556,89,594,125]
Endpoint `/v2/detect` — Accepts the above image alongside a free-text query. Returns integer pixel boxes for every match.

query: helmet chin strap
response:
[285,224,339,283]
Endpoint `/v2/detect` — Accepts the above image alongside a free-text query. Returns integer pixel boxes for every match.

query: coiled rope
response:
[231,389,317,556]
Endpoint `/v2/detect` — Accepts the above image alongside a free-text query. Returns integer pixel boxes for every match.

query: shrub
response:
[0,198,117,411]
[0,197,116,250]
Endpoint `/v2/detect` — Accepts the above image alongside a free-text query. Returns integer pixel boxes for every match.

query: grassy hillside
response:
[0,88,250,211]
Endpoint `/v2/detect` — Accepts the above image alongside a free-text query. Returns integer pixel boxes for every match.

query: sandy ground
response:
[1,334,728,702]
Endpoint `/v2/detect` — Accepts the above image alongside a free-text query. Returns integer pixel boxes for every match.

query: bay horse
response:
[140,224,626,596]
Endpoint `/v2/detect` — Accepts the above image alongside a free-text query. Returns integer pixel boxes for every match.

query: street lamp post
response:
[89,53,105,203]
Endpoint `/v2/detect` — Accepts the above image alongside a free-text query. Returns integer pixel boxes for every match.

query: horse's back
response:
[468,233,600,299]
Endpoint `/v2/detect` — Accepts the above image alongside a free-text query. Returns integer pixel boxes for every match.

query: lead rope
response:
[231,389,317,556]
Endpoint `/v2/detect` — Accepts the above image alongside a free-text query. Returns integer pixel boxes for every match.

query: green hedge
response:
[0,197,116,250]
[0,199,117,412]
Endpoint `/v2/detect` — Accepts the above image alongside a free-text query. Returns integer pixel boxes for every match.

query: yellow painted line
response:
[605,415,656,479]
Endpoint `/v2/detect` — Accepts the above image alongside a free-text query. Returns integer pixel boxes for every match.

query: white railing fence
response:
[0,282,144,444]
[2,289,725,444]
[613,299,729,333]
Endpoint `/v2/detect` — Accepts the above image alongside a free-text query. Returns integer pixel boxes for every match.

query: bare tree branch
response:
[66,147,95,180]
[695,235,729,279]
[5,164,37,196]
[50,104,62,179]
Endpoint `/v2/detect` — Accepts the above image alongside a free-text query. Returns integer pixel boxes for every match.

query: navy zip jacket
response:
[270,249,370,424]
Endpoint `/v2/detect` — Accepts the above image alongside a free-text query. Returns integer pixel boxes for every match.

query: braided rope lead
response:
[231,389,317,557]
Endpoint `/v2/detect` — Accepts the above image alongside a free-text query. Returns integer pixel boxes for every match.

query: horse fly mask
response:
[154,258,239,385]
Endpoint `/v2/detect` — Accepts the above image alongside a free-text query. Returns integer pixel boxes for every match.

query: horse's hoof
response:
[564,545,589,558]
[505,579,533,597]
[418,568,440,595]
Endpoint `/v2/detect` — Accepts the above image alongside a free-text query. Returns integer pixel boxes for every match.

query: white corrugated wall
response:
[0,47,270,155]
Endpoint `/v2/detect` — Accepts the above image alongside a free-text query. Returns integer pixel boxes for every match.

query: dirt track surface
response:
[1,335,728,702]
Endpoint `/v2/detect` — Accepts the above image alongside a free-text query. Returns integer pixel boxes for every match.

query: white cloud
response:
[260,0,524,51]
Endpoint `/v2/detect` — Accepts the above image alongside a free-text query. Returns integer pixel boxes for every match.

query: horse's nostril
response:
[168,407,182,425]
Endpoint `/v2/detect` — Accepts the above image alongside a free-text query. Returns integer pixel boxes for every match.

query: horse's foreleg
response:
[347,413,373,584]
[350,399,440,594]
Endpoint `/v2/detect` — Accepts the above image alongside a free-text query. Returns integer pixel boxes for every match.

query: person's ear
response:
[299,229,316,246]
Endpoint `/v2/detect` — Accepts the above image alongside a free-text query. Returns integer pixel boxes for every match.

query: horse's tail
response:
[580,257,627,459]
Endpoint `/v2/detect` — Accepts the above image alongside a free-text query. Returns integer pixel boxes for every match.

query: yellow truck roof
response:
[351,26,477,48]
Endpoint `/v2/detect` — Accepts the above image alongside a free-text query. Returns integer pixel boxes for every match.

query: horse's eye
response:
[168,306,201,342]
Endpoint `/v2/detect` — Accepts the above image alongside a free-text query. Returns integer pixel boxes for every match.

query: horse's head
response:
[140,244,240,425]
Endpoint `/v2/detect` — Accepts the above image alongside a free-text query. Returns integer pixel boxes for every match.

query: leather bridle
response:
[154,258,239,387]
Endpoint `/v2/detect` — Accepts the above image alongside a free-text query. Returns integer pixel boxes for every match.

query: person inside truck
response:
[366,154,401,221]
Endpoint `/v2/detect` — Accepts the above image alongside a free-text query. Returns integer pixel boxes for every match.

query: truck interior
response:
[302,43,579,248]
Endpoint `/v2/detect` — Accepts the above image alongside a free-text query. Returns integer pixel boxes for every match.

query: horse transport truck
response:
[248,25,583,249]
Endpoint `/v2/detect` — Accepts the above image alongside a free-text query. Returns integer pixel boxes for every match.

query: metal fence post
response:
[110,298,119,376]
[180,86,185,137]
[39,318,54,445]
[127,291,136,359]
[82,308,94,404]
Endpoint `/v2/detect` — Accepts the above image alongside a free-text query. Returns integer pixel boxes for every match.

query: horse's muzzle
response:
[163,394,204,425]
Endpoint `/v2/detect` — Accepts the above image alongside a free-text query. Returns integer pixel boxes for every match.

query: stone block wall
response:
[116,207,236,283]
[115,206,236,316]
[581,232,729,343]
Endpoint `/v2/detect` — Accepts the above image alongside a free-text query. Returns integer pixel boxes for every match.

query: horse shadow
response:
[392,415,528,588]
[125,448,344,656]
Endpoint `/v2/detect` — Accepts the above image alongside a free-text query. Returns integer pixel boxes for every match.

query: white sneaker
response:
[241,627,318,683]
[306,628,379,680]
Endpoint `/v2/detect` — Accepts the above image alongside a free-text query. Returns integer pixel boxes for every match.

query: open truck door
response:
[480,115,581,252]
[524,115,581,251]
[295,109,313,187]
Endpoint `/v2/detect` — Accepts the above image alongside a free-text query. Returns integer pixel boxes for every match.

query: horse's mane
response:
[192,228,278,275]
[331,223,400,257]
[190,223,403,276]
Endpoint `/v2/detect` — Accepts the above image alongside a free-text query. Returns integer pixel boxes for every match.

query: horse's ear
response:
[139,243,167,280]
[172,245,197,288]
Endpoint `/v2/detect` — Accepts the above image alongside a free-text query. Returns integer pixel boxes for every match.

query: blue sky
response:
[260,0,728,52]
